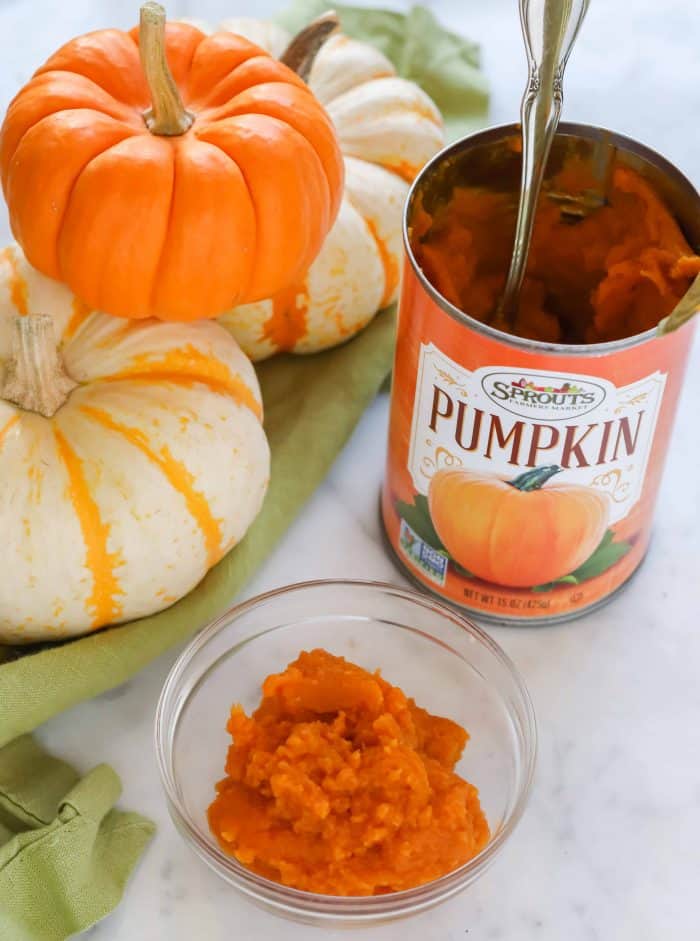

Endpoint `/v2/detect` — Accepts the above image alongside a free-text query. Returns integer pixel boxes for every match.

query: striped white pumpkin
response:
[0,244,269,643]
[215,19,445,360]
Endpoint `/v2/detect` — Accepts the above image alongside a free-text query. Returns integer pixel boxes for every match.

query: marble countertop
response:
[2,0,699,938]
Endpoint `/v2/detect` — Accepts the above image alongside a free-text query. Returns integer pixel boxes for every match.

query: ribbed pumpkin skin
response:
[216,22,445,360]
[0,245,270,642]
[0,22,343,321]
[429,468,610,588]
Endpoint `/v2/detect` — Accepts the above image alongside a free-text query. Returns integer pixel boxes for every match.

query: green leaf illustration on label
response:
[396,496,474,576]
[396,495,446,551]
[533,530,631,592]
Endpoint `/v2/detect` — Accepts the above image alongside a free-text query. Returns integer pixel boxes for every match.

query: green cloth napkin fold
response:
[0,4,487,937]
[0,736,154,941]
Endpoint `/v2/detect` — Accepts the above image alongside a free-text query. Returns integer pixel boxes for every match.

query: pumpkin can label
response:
[382,263,695,624]
[409,344,666,528]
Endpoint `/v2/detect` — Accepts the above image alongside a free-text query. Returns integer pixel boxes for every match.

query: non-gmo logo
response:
[481,370,607,421]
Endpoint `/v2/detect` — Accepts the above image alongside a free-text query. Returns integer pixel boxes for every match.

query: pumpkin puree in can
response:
[381,124,700,624]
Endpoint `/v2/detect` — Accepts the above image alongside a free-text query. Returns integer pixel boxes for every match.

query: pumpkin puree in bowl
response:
[412,161,700,343]
[207,649,489,895]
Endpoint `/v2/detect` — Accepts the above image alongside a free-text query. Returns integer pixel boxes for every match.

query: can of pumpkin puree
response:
[381,122,700,625]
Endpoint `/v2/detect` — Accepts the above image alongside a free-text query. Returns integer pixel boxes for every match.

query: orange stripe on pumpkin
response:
[364,218,399,308]
[63,296,93,339]
[0,247,28,315]
[0,414,20,447]
[79,405,224,568]
[95,320,144,348]
[54,429,124,628]
[100,346,263,421]
[262,284,309,351]
[378,159,419,184]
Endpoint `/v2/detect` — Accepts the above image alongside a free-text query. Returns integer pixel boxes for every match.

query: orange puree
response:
[207,649,489,895]
[412,161,700,343]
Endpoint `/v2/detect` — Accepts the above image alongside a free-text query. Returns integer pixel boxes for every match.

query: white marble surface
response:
[2,0,700,938]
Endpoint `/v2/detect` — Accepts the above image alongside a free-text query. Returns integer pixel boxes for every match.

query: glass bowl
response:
[155,579,536,926]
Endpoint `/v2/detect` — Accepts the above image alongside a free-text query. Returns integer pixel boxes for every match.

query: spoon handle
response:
[498,0,590,323]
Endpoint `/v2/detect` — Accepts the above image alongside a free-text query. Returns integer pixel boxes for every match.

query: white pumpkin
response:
[215,19,445,360]
[0,245,269,643]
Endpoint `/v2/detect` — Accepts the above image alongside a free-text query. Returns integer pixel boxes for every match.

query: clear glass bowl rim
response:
[155,578,537,922]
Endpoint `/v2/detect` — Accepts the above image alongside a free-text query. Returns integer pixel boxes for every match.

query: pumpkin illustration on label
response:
[428,465,610,588]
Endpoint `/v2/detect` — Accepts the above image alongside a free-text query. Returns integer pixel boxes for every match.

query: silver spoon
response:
[495,0,591,328]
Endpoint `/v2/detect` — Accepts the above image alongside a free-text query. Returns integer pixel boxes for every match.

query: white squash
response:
[215,20,445,360]
[0,245,269,643]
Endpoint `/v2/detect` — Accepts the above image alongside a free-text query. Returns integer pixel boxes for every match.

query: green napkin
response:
[0,736,154,941]
[0,4,487,938]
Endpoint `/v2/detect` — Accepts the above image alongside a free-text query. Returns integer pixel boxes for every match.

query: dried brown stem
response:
[2,316,77,417]
[280,11,340,82]
[140,1,194,136]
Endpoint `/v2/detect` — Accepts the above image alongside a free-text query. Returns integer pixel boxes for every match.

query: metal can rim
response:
[403,120,700,358]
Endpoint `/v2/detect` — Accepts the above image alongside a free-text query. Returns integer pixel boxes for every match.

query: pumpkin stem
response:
[509,465,562,491]
[1,316,77,418]
[139,2,194,136]
[280,10,340,82]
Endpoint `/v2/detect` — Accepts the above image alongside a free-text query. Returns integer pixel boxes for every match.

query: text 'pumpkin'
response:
[0,3,344,322]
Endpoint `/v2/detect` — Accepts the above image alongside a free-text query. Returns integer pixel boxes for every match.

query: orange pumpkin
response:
[429,465,610,588]
[0,3,343,321]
